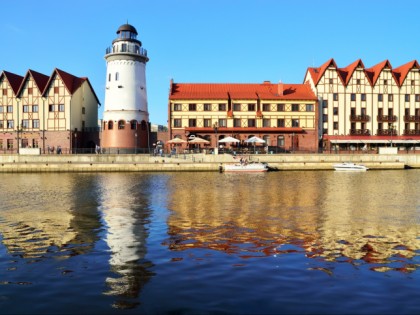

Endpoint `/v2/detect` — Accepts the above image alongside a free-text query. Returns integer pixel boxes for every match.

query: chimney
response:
[277,81,283,96]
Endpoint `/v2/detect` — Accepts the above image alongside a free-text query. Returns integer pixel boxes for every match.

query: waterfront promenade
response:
[0,152,418,172]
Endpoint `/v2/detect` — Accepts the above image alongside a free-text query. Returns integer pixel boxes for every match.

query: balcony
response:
[349,129,370,136]
[403,129,420,135]
[350,115,370,122]
[377,115,397,122]
[404,115,420,122]
[377,129,397,136]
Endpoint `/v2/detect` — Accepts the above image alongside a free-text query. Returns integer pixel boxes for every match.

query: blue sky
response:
[2,0,420,125]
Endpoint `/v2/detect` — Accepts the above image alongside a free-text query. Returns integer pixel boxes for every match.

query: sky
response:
[2,0,420,126]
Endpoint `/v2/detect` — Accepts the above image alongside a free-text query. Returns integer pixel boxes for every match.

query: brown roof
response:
[1,71,24,96]
[169,81,317,101]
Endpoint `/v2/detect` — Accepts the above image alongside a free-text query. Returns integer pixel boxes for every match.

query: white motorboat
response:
[333,162,368,171]
[224,162,268,173]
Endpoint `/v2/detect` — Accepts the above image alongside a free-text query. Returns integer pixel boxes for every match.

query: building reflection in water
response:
[163,171,420,274]
[0,174,101,260]
[99,173,155,309]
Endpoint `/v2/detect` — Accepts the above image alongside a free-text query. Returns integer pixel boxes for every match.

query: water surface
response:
[0,170,419,314]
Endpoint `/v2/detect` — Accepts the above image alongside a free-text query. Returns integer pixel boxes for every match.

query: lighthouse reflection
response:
[99,174,154,309]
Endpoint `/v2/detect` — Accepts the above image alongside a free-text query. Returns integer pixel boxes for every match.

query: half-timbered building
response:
[305,59,420,152]
[0,68,100,153]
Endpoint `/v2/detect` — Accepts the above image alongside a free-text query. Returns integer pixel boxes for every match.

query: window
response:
[7,120,14,129]
[0,139,2,149]
[32,105,38,112]
[333,122,338,130]
[361,94,366,101]
[277,135,285,147]
[306,104,314,112]
[2,89,7,96]
[333,107,338,115]
[378,94,383,102]
[277,104,285,111]
[28,88,33,95]
[233,103,241,111]
[292,119,299,127]
[82,107,85,114]
[188,104,196,111]
[54,87,59,94]
[384,80,388,85]
[323,114,328,122]
[22,119,29,129]
[248,104,255,111]
[292,104,299,112]
[202,119,210,127]
[108,73,111,82]
[33,119,40,128]
[416,94,420,102]
[0,106,2,113]
[174,104,182,111]
[263,119,271,127]
[218,104,226,111]
[411,80,415,86]
[204,104,211,111]
[59,104,65,112]
[130,120,137,130]
[233,119,241,127]
[262,104,270,111]
[173,119,181,127]
[118,120,125,129]
[7,139,13,149]
[356,79,361,84]
[405,94,410,102]
[351,93,356,101]
[7,106,13,113]
[108,121,113,130]
[49,104,55,112]
[115,72,119,81]
[248,119,256,127]
[0,121,3,128]
[322,100,328,108]
[388,94,393,102]
[188,119,196,127]
[218,119,227,127]
[333,93,338,101]
[277,119,285,127]
[329,79,333,84]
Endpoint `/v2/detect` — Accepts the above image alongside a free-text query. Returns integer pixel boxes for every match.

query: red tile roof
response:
[169,81,317,101]
[307,58,418,88]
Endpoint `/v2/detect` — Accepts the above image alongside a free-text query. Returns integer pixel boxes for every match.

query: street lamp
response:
[389,123,394,147]
[213,122,218,155]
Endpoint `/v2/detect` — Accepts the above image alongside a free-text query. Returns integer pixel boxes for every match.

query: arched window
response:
[277,135,284,147]
[130,120,137,130]
[141,120,147,130]
[108,121,113,130]
[115,72,119,81]
[263,135,270,146]
[118,120,125,129]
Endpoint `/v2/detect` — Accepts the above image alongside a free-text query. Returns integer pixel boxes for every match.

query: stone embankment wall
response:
[0,153,418,172]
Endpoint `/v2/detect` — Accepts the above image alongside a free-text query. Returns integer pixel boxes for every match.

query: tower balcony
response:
[377,129,397,136]
[105,45,148,58]
[404,115,420,122]
[403,129,420,135]
[349,129,370,135]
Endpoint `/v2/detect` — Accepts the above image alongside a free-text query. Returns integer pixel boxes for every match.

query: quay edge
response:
[0,153,417,172]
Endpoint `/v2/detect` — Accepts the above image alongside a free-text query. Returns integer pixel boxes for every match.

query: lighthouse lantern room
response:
[102,23,150,152]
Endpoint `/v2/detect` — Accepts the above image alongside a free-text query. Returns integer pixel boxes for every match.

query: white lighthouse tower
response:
[102,23,150,152]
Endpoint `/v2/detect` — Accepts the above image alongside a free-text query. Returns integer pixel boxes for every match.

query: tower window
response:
[130,120,137,130]
[108,121,113,130]
[115,72,119,81]
[108,73,111,82]
[118,120,125,129]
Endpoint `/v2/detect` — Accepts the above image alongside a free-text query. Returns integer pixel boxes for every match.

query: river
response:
[0,170,419,314]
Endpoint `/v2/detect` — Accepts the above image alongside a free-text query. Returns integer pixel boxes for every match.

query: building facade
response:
[168,80,318,152]
[305,59,420,152]
[0,68,100,153]
[102,23,150,153]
